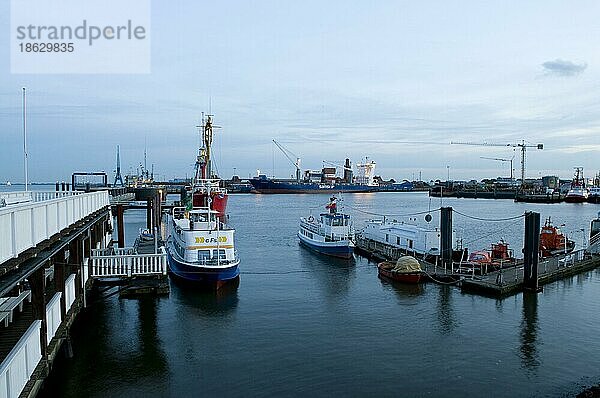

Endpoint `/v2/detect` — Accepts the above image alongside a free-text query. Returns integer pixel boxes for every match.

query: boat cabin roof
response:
[189,207,220,215]
[320,213,350,219]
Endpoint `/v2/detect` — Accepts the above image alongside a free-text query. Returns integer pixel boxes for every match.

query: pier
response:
[355,208,600,297]
[0,190,167,398]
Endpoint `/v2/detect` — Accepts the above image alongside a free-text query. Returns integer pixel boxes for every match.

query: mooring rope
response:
[347,205,441,218]
[453,209,525,222]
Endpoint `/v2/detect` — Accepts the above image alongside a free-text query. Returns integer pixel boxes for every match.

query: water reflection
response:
[135,297,169,375]
[520,292,540,371]
[171,277,240,316]
[436,285,457,334]
[300,245,356,300]
[378,275,425,299]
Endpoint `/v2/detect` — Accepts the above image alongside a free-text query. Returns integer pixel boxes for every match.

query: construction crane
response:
[480,156,514,180]
[273,140,301,181]
[451,140,543,186]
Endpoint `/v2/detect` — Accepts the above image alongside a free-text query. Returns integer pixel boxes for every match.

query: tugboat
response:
[565,167,589,203]
[298,196,354,258]
[165,114,240,287]
[378,256,424,284]
[539,217,575,257]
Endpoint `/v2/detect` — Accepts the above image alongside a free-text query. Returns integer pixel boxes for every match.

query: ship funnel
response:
[344,158,353,183]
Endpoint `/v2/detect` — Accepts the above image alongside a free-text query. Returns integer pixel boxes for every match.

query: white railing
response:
[45,293,62,345]
[0,320,42,398]
[0,192,32,207]
[64,275,76,312]
[0,191,110,265]
[90,247,167,278]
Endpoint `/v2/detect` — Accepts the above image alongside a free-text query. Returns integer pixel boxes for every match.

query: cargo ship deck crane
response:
[273,140,301,182]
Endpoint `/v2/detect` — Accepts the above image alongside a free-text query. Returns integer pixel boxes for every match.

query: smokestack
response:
[344,158,353,183]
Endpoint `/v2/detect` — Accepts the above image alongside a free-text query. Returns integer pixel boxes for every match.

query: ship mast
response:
[194,113,216,184]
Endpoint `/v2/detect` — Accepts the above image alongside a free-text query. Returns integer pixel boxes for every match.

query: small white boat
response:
[139,228,154,241]
[298,196,354,258]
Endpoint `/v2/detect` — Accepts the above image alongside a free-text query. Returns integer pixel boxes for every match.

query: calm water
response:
[37,192,600,397]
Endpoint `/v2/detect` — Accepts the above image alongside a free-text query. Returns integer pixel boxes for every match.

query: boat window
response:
[191,213,208,223]
[198,250,211,262]
[408,239,413,249]
[217,249,226,260]
[386,234,389,243]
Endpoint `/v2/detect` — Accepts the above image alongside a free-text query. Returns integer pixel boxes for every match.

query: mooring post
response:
[440,207,453,270]
[116,204,125,248]
[146,198,153,230]
[523,211,541,292]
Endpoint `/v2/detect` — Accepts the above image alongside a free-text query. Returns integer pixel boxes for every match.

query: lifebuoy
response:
[308,216,314,222]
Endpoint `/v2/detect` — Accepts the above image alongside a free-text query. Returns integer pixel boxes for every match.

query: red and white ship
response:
[564,167,588,203]
[190,114,228,216]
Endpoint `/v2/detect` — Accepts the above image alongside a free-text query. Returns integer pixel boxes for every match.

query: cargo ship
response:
[250,157,378,194]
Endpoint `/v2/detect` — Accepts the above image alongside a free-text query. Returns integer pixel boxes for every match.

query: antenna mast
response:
[22,88,28,191]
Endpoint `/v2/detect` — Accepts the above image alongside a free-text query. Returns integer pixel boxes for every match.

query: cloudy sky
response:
[1,0,600,183]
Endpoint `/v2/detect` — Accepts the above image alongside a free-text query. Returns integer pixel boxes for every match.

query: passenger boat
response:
[298,196,354,258]
[166,206,239,287]
[378,256,424,284]
[565,167,589,203]
[539,217,575,257]
[165,114,239,287]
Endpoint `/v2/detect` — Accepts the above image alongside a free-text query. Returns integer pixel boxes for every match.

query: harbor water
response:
[39,192,600,397]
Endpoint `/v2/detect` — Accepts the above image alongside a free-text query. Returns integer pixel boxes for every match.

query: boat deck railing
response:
[300,220,353,242]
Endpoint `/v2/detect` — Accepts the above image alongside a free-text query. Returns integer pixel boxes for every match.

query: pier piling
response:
[440,207,453,268]
[523,211,541,292]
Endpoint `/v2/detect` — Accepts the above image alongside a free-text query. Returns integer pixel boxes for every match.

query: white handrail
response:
[45,292,62,344]
[0,191,109,265]
[90,247,167,278]
[0,320,42,398]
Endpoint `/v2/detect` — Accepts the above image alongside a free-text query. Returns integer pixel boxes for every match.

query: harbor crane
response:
[273,140,301,181]
[451,140,543,186]
[480,156,515,180]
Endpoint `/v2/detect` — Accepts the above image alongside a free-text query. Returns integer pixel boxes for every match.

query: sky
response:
[1,0,600,183]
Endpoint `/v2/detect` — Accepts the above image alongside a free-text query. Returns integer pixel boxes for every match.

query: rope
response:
[453,209,525,222]
[421,269,463,285]
[462,218,523,247]
[348,205,441,218]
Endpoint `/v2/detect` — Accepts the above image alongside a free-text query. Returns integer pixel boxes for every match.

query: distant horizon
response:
[2,1,599,183]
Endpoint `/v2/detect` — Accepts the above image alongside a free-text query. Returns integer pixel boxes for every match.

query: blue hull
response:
[299,238,354,259]
[167,250,239,285]
[249,178,375,194]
